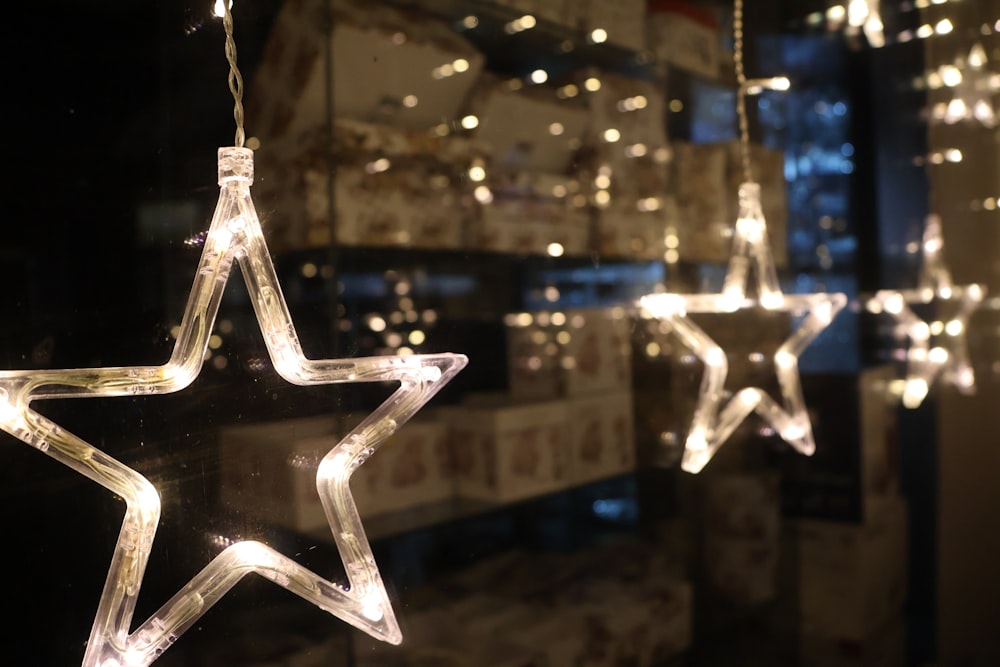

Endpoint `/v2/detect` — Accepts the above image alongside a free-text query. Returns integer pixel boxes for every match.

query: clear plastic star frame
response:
[0,147,467,667]
[640,183,846,474]
[868,214,985,408]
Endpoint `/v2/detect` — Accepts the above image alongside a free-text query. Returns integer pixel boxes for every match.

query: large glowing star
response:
[640,183,846,474]
[869,214,985,408]
[0,147,467,667]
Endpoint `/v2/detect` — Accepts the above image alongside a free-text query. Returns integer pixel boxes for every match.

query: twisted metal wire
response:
[222,1,245,148]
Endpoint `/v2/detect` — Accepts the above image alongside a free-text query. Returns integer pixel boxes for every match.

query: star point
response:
[0,146,466,665]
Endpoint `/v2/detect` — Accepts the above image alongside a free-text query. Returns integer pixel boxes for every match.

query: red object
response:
[646,0,720,29]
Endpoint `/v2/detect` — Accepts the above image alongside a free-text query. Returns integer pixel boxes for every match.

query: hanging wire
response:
[733,0,753,184]
[222,1,246,148]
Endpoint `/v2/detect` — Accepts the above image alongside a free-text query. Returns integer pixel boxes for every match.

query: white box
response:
[505,320,563,401]
[703,473,782,541]
[506,307,633,400]
[471,80,591,173]
[798,496,909,641]
[568,391,636,484]
[671,141,732,264]
[587,6,647,52]
[859,365,901,497]
[799,615,906,667]
[703,474,782,605]
[449,397,572,503]
[249,1,484,139]
[218,415,338,533]
[561,306,633,396]
[596,197,678,260]
[476,196,591,256]
[581,70,668,169]
[647,1,723,80]
[304,415,453,520]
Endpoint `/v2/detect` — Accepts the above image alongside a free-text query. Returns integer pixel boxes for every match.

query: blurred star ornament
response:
[869,214,985,408]
[847,0,885,48]
[640,0,846,473]
[640,183,846,473]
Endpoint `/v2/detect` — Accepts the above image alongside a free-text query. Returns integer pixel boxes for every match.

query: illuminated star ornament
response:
[868,214,985,408]
[0,146,466,666]
[640,183,846,473]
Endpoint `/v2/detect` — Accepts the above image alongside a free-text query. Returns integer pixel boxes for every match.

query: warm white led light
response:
[871,215,985,407]
[0,148,467,666]
[212,0,233,19]
[530,69,548,84]
[847,0,885,47]
[638,183,846,473]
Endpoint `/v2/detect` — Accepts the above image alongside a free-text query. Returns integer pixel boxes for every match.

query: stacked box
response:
[671,141,732,264]
[505,306,633,400]
[258,118,485,252]
[305,415,454,520]
[597,196,679,260]
[799,616,906,667]
[797,496,909,642]
[385,545,694,667]
[582,0,648,51]
[248,0,485,143]
[647,0,723,80]
[503,307,636,487]
[505,316,565,401]
[467,74,590,174]
[567,391,636,484]
[562,306,633,395]
[476,194,591,257]
[449,396,572,503]
[217,415,338,533]
[219,412,455,531]
[574,70,674,261]
[782,366,901,522]
[703,473,782,606]
[460,75,593,255]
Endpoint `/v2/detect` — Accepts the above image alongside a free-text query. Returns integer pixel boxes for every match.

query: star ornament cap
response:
[868,214,985,408]
[0,147,467,667]
[640,182,846,474]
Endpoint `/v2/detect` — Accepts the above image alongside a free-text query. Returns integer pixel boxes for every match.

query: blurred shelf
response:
[382,0,664,81]
[380,0,737,88]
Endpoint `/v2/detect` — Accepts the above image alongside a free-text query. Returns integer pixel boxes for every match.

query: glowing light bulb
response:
[212,0,233,19]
